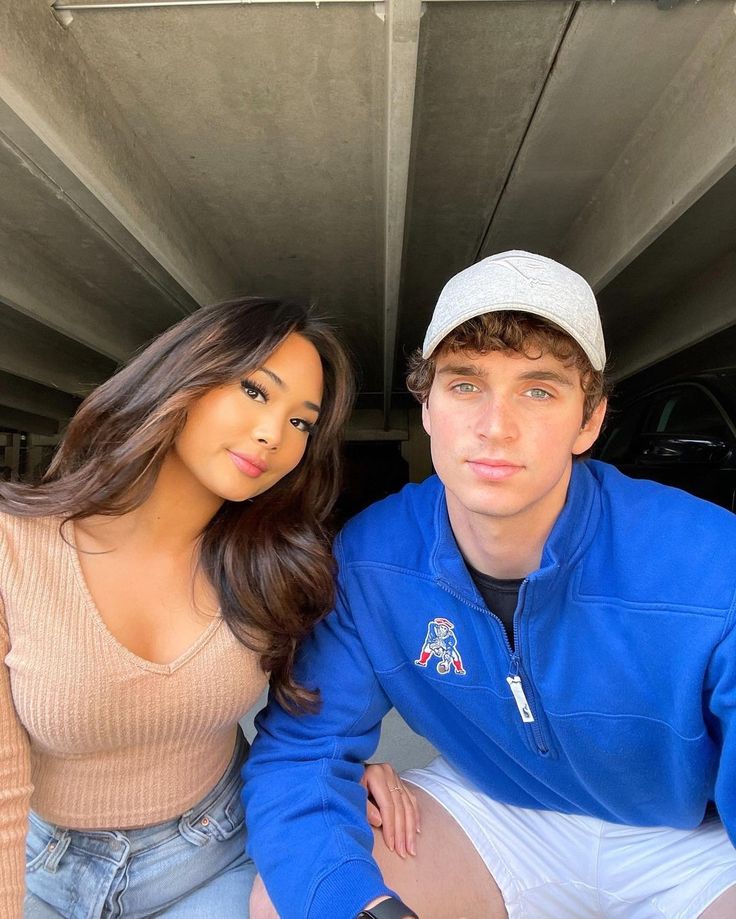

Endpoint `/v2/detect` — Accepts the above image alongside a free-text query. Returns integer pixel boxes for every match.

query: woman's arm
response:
[0,594,33,919]
[361,763,419,858]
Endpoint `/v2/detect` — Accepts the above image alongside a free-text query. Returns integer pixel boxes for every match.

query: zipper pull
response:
[506,674,535,723]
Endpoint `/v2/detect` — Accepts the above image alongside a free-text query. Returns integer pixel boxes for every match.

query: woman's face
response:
[173,332,324,503]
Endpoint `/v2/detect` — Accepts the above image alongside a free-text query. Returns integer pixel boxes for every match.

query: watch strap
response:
[357,896,419,919]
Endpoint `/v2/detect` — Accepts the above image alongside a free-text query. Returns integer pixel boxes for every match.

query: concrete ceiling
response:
[1,0,736,435]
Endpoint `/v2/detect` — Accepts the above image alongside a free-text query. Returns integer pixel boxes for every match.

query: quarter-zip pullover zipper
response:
[509,580,549,754]
[438,576,550,755]
[507,670,534,722]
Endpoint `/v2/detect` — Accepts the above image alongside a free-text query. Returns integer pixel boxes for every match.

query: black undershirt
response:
[467,564,523,649]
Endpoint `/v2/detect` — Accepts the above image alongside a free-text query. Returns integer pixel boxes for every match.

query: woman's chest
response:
[76,546,220,665]
[5,568,266,754]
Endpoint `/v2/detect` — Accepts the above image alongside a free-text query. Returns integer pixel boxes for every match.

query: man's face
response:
[422,345,606,534]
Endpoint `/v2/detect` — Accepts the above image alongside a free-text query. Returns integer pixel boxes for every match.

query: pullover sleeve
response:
[0,588,33,919]
[242,541,396,919]
[705,602,736,848]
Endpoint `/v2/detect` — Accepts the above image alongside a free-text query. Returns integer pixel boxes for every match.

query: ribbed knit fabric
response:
[0,512,267,918]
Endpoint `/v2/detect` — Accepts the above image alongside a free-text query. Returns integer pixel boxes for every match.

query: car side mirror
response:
[639,435,730,464]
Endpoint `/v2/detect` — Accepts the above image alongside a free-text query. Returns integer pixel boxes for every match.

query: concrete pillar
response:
[401,405,432,483]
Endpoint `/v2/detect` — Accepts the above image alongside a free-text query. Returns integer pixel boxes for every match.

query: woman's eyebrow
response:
[258,366,321,413]
[259,367,285,388]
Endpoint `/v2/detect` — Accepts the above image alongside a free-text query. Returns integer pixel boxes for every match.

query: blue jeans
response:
[24,731,255,918]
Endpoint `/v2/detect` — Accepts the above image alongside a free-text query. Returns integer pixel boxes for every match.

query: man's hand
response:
[361,762,420,857]
[249,874,280,919]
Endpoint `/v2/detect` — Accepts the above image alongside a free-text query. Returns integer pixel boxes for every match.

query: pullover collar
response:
[430,460,602,604]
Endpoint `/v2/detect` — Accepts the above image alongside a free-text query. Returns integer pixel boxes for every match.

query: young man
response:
[243,251,736,919]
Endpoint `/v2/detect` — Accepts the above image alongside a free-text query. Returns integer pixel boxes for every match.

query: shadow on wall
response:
[334,441,410,528]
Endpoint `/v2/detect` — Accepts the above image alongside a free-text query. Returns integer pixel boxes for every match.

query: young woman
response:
[0,298,417,918]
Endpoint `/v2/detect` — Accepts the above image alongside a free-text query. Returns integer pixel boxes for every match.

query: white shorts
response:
[402,756,736,919]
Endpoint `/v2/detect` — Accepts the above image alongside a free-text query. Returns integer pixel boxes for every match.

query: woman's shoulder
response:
[0,511,64,553]
[0,514,71,618]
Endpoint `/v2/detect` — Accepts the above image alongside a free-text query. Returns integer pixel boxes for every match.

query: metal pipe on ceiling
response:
[52,0,375,9]
[53,0,541,8]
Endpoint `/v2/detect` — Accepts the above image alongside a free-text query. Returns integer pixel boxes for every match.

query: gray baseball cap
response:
[422,250,606,371]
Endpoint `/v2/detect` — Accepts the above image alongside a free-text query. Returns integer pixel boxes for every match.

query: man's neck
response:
[449,512,547,579]
[445,474,571,580]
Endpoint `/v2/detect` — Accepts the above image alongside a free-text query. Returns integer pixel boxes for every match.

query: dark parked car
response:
[596,369,736,512]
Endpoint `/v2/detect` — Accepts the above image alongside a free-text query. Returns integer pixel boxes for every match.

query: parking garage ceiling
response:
[2,0,736,434]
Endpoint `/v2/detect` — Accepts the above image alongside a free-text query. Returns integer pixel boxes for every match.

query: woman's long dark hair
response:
[1,298,355,711]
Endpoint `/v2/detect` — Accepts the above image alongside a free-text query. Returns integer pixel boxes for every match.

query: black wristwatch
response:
[357,897,419,919]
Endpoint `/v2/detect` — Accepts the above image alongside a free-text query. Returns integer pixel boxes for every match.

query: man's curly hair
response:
[407,310,610,426]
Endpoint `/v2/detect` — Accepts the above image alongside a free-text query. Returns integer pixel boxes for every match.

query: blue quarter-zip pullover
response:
[243,461,736,919]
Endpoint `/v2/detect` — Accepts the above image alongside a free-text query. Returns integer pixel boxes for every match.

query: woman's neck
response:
[76,450,224,553]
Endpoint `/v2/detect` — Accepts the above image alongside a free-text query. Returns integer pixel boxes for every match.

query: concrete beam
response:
[0,230,135,364]
[611,249,736,381]
[0,305,115,395]
[0,0,229,310]
[381,0,422,424]
[399,1,576,359]
[0,370,80,421]
[561,4,736,291]
[0,405,59,436]
[0,125,199,363]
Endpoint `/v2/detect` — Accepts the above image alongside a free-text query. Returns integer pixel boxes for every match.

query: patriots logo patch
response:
[414,617,466,676]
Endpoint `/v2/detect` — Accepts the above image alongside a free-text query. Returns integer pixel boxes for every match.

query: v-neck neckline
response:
[62,521,222,675]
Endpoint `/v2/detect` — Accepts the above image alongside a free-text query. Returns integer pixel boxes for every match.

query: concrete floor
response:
[241,690,437,774]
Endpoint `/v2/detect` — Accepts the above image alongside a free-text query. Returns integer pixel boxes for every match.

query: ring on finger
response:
[390,784,403,793]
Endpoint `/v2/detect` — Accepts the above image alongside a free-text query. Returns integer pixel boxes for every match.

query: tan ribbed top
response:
[0,512,267,917]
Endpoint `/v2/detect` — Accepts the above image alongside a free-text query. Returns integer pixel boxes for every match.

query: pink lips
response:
[228,450,267,478]
[467,459,522,482]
